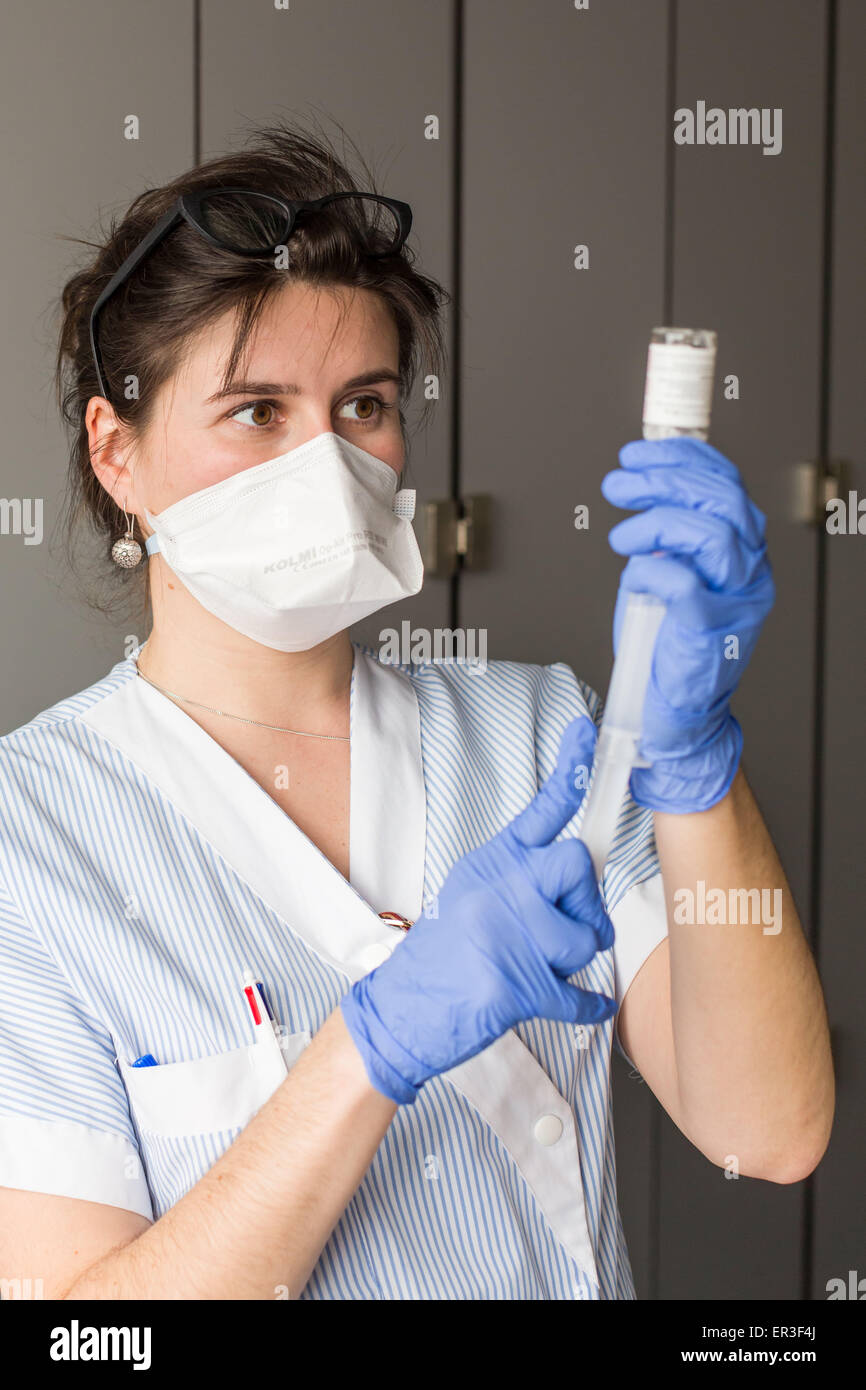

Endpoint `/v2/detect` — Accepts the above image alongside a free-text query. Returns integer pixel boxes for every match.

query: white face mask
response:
[143,431,423,652]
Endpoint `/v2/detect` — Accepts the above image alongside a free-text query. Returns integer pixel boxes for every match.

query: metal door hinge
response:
[421,494,492,577]
[790,458,850,525]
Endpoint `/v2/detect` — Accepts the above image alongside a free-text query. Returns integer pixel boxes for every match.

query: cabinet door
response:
[812,0,866,1303]
[204,0,455,654]
[657,0,826,1301]
[459,0,670,1297]
[0,0,193,728]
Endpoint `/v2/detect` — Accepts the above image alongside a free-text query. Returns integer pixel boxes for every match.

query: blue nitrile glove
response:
[340,716,616,1105]
[601,437,776,814]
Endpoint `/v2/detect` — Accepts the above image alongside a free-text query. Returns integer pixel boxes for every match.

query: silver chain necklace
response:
[135,668,350,742]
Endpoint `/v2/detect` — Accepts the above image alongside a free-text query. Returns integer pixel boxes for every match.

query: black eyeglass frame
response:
[88,187,413,401]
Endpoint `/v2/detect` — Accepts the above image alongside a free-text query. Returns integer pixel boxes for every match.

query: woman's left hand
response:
[600,437,776,814]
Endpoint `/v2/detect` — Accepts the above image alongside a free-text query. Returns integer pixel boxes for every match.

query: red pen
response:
[242,968,288,1074]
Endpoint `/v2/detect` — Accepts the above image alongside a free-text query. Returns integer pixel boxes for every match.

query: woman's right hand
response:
[340,716,616,1104]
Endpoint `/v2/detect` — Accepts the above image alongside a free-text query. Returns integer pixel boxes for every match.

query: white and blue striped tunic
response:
[0,641,667,1300]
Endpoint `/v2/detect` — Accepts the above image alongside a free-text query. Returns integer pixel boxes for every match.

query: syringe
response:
[577,327,718,885]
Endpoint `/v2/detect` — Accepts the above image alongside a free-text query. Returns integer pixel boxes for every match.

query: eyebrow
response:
[205,368,403,405]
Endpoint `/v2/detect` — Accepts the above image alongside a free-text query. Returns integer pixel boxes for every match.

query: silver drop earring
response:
[111,504,143,569]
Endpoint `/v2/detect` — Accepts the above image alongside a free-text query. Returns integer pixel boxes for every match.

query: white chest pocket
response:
[118,1031,312,1138]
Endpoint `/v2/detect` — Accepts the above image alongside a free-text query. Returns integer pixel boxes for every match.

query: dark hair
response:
[53,114,449,617]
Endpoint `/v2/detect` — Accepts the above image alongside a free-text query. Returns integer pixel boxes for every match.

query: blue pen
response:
[131,1053,158,1067]
[242,970,288,1075]
[255,978,275,1023]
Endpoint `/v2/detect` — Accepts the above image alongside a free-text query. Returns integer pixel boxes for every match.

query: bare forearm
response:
[62,1008,397,1299]
[654,766,834,1181]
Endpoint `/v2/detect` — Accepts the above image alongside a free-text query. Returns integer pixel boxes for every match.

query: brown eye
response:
[228,400,281,430]
[339,394,389,426]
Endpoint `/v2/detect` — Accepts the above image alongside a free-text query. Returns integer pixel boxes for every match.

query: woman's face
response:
[90,280,404,532]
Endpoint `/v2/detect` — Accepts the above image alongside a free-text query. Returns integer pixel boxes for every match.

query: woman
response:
[0,120,833,1300]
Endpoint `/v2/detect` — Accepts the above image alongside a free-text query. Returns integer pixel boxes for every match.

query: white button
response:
[533,1113,563,1146]
[359,942,393,972]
